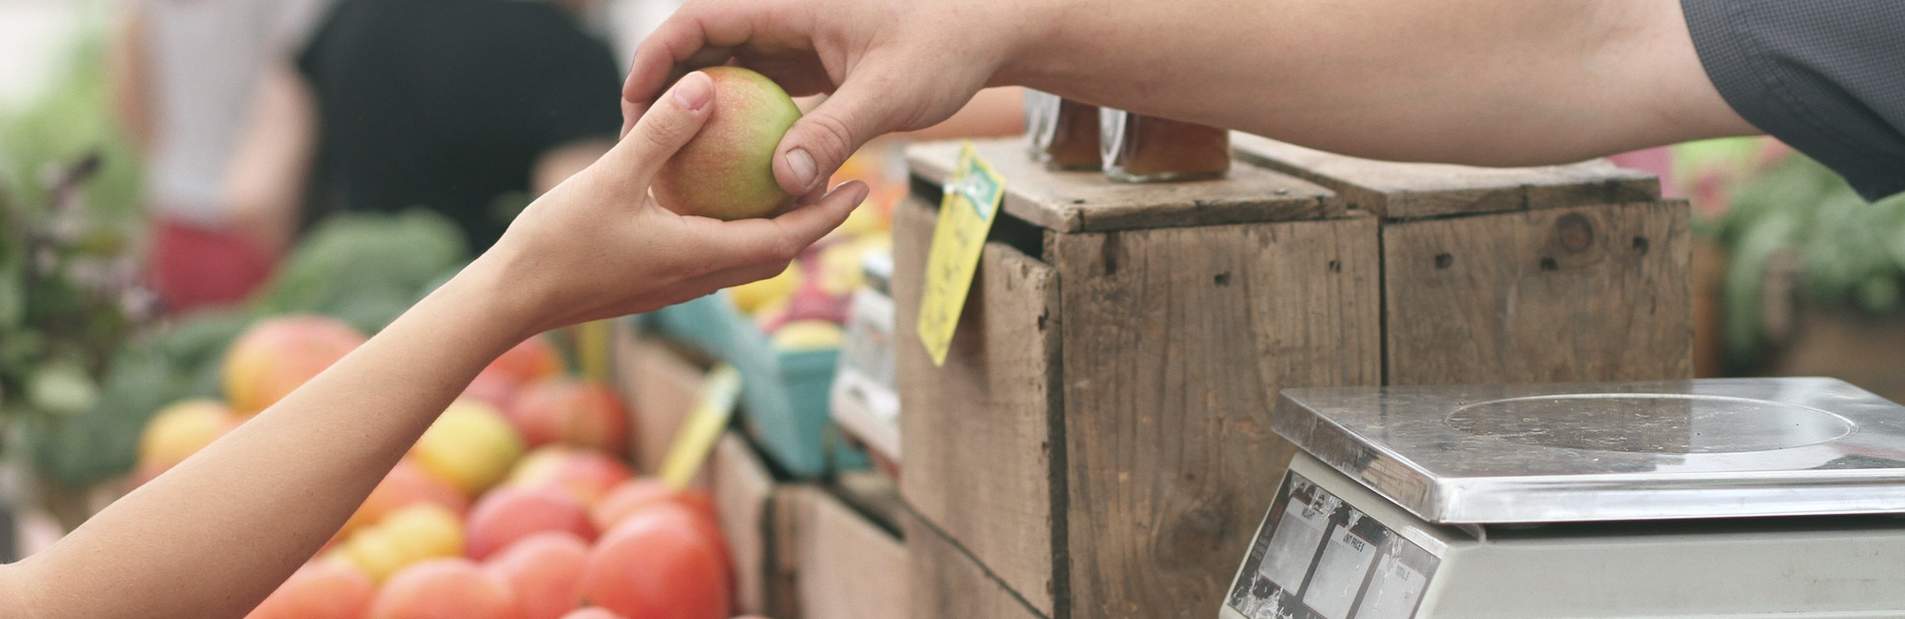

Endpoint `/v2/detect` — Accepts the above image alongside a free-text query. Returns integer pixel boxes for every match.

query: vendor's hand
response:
[621,0,1039,197]
[480,71,868,337]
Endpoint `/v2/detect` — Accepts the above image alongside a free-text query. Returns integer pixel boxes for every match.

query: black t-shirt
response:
[1684,0,1905,202]
[296,0,622,249]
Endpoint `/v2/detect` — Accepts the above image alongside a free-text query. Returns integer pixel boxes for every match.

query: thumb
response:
[600,71,716,189]
[772,71,898,196]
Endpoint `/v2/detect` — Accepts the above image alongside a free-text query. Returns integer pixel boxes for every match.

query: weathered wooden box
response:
[895,138,1379,618]
[893,136,1690,618]
[783,476,909,619]
[1231,134,1692,385]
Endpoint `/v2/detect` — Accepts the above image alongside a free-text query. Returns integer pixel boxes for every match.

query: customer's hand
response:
[620,0,1038,197]
[482,70,868,337]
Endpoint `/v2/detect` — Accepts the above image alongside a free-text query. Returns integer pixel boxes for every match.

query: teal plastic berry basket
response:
[633,294,867,478]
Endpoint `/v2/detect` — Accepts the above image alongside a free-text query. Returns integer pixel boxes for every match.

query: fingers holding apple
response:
[474,68,865,337]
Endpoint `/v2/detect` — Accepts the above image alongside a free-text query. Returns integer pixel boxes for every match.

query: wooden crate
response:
[620,324,911,618]
[895,136,1691,618]
[782,485,909,619]
[706,432,800,617]
[611,321,709,475]
[903,507,1047,619]
[1233,134,1693,384]
[895,138,1380,618]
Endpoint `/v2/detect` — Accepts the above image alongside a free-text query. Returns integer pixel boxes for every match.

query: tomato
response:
[580,506,731,619]
[247,560,374,619]
[590,479,717,532]
[369,559,521,619]
[486,533,589,619]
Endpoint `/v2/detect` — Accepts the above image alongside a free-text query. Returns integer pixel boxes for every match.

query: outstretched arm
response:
[1005,0,1751,166]
[623,0,1753,194]
[0,71,867,619]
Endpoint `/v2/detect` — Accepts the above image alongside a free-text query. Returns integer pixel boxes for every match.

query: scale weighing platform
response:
[1221,377,1905,618]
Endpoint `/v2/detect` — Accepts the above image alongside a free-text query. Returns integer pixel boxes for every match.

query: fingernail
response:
[845,182,870,205]
[785,148,817,191]
[672,72,712,111]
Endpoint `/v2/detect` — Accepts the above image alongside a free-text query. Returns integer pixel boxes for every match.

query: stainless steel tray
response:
[1275,378,1905,524]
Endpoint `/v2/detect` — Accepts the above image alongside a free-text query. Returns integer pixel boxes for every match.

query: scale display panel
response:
[1226,471,1439,619]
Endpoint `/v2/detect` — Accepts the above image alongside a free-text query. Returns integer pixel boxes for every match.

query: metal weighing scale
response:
[1221,377,1905,618]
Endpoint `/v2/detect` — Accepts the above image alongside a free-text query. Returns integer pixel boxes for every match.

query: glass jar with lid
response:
[1100,108,1229,182]
[1025,90,1102,171]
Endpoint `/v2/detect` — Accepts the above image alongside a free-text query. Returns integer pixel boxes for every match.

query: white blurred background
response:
[0,0,678,105]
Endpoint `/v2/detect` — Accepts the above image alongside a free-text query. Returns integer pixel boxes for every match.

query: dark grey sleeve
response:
[1682,0,1905,201]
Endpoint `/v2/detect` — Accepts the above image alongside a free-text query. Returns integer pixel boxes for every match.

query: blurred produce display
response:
[1682,139,1905,371]
[126,327,733,619]
[28,211,467,490]
[0,13,146,476]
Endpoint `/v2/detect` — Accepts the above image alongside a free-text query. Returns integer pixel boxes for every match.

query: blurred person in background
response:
[108,0,330,313]
[229,0,626,253]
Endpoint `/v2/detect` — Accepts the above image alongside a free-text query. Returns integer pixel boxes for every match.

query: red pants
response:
[146,217,275,314]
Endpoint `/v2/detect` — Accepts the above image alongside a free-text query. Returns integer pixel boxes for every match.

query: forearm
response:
[899,87,1028,141]
[225,62,317,253]
[1006,0,1751,165]
[8,260,529,618]
[0,69,857,619]
[107,9,152,152]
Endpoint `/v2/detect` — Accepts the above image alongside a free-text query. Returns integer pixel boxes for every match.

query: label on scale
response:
[1303,525,1378,619]
[1256,494,1330,590]
[1225,472,1440,619]
[1358,552,1431,619]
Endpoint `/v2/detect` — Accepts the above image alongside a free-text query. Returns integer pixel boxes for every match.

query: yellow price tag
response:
[916,143,1006,367]
[658,364,742,489]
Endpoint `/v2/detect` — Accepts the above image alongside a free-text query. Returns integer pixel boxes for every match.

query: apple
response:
[560,609,625,619]
[338,504,465,582]
[412,400,526,495]
[485,532,589,619]
[246,558,375,619]
[588,479,719,537]
[341,459,469,537]
[369,559,522,619]
[505,446,633,505]
[771,320,845,351]
[135,399,240,481]
[466,337,566,409]
[464,486,596,561]
[223,316,365,414]
[504,379,629,455]
[651,67,801,221]
[580,506,730,619]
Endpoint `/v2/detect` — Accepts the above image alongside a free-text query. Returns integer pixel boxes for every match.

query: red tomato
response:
[247,560,374,619]
[588,482,726,575]
[505,379,629,454]
[559,609,624,619]
[580,506,730,619]
[485,532,589,619]
[590,479,717,532]
[465,337,565,409]
[369,559,522,619]
[465,487,596,560]
[488,337,565,385]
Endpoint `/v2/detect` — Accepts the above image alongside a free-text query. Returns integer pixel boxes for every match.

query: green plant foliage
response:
[1714,155,1905,369]
[2,9,477,488]
[27,309,250,485]
[0,9,146,474]
[254,210,469,321]
[27,210,469,487]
